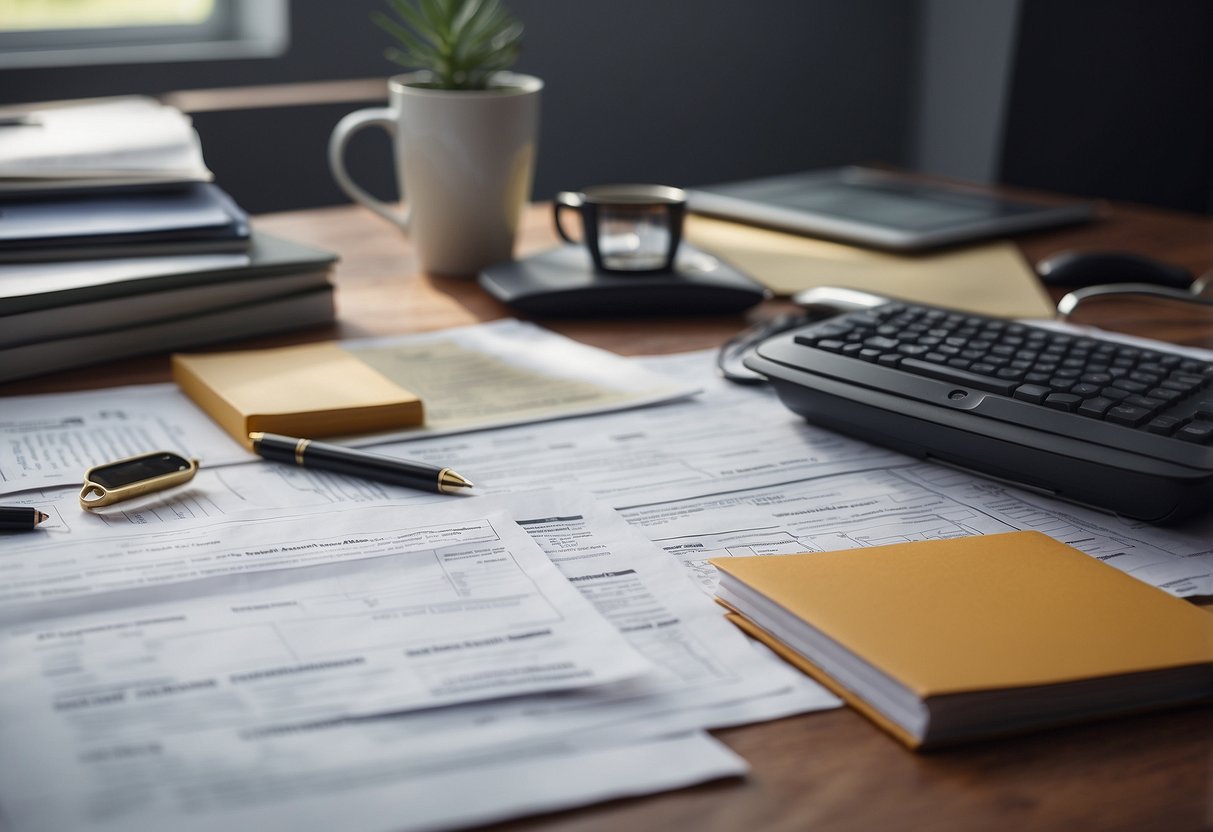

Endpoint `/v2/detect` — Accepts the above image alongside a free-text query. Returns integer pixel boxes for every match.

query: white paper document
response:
[3,336,1209,831]
[0,96,210,181]
[0,383,249,493]
[0,320,699,494]
[0,722,744,832]
[0,492,798,832]
[1,489,836,721]
[7,352,1209,600]
[0,504,652,719]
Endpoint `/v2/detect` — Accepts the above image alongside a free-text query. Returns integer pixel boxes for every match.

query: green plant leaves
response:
[373,0,523,90]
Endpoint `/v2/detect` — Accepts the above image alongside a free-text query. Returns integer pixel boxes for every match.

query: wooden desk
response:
[3,201,1211,832]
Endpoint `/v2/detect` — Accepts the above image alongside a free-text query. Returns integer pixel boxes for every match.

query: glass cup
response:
[553,184,686,274]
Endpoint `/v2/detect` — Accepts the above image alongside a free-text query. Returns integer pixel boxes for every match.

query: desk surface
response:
[3,199,1211,831]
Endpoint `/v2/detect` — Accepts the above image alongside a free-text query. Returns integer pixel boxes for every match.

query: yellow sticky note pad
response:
[172,342,424,447]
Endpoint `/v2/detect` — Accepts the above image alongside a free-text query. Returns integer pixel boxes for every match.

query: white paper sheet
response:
[0,320,698,494]
[0,722,745,832]
[0,492,792,832]
[0,488,837,723]
[0,504,652,723]
[5,352,1208,602]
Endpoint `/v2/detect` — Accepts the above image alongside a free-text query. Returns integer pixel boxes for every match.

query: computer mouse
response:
[1036,250,1194,289]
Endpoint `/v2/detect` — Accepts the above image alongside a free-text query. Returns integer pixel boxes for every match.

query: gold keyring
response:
[79,452,200,512]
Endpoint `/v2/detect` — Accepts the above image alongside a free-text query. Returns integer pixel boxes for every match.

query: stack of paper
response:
[0,326,850,832]
[0,96,212,191]
[0,97,337,382]
[7,326,1207,829]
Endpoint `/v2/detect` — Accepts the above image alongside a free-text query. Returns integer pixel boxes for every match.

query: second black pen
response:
[249,432,474,494]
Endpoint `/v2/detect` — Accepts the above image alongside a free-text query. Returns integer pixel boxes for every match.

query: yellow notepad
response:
[712,532,1213,749]
[173,342,424,447]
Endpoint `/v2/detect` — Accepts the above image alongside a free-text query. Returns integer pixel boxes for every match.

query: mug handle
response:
[328,107,409,229]
[553,191,584,243]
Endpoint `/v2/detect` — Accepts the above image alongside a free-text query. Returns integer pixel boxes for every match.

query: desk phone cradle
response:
[743,299,1213,523]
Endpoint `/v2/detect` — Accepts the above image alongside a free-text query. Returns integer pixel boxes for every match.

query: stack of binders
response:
[0,97,337,383]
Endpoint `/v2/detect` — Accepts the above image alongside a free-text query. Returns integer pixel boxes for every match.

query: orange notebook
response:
[712,532,1213,749]
[173,342,423,448]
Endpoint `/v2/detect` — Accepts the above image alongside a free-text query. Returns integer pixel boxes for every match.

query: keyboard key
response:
[1148,388,1182,403]
[877,353,902,368]
[1044,393,1082,412]
[1146,415,1184,435]
[1106,404,1151,427]
[1176,421,1213,443]
[863,336,900,351]
[899,358,1016,394]
[1160,375,1202,393]
[1013,384,1050,403]
[1123,395,1164,412]
[1078,397,1115,418]
[1069,383,1102,398]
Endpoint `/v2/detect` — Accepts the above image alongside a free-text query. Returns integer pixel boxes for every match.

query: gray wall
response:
[0,0,920,213]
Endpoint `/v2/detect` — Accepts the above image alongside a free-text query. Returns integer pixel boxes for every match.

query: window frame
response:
[0,0,287,68]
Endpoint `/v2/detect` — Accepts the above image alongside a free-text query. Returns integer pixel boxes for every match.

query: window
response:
[0,0,288,67]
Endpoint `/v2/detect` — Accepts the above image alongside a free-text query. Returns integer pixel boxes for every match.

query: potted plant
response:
[329,0,542,275]
[373,0,523,91]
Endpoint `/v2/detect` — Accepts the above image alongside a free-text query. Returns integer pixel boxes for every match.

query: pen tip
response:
[34,510,49,525]
[438,470,475,493]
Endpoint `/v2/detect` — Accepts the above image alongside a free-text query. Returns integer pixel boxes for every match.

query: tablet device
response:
[687,167,1097,251]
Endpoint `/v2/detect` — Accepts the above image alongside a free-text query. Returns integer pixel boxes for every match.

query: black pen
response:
[0,506,50,531]
[249,432,474,494]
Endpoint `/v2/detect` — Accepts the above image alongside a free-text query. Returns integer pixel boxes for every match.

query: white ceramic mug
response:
[328,72,542,276]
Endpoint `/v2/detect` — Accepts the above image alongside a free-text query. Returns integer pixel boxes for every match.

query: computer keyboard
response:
[743,301,1213,523]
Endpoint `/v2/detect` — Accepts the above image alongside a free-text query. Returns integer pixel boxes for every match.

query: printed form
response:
[0,503,653,719]
[0,320,698,493]
[5,353,1209,604]
[3,335,1209,831]
[0,492,804,832]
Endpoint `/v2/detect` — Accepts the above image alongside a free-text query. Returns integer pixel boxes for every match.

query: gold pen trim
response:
[294,438,311,466]
[437,468,475,494]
